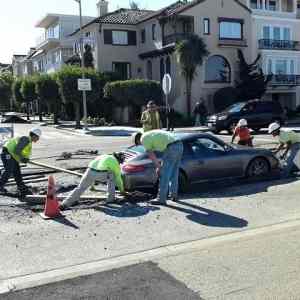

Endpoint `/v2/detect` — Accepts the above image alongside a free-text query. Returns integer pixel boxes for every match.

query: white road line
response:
[2,216,300,294]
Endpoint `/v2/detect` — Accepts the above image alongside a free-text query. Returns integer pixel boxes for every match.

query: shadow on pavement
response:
[166,201,248,228]
[51,215,79,229]
[186,177,298,199]
[94,202,160,218]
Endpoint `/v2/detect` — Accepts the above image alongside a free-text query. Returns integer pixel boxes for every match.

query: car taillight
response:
[122,164,145,173]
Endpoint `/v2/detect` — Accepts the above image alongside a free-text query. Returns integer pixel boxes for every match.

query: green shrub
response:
[104,79,163,108]
[35,74,61,124]
[56,65,107,128]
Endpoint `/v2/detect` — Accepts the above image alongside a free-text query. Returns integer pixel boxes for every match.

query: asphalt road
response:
[1,124,299,299]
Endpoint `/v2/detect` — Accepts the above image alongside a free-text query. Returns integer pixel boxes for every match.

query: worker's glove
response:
[21,158,29,164]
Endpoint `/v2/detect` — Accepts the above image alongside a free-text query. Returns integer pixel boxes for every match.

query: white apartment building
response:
[32,14,94,74]
[244,0,300,109]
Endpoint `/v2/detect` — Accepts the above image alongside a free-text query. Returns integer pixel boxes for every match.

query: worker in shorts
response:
[60,152,126,209]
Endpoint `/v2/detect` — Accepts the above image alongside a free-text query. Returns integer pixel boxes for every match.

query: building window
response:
[219,20,243,40]
[290,60,295,74]
[268,59,272,74]
[250,0,258,9]
[112,62,131,80]
[283,28,291,40]
[275,60,287,74]
[273,27,280,40]
[203,18,210,35]
[268,0,276,10]
[147,60,152,79]
[152,24,156,40]
[166,56,171,75]
[112,31,128,45]
[141,29,146,43]
[205,55,231,83]
[160,58,165,82]
[263,26,270,39]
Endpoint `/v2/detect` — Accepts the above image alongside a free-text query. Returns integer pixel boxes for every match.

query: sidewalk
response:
[55,124,210,136]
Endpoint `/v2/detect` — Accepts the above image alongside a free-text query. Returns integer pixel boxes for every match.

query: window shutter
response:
[128,31,137,45]
[103,30,112,44]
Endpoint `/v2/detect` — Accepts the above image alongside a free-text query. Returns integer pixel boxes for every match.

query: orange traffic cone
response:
[40,175,62,219]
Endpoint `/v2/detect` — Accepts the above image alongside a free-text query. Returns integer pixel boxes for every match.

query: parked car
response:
[121,133,279,192]
[207,100,285,134]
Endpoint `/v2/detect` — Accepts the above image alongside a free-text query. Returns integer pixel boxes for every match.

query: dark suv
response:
[207,100,286,134]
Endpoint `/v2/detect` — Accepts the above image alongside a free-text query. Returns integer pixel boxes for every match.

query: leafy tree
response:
[0,72,13,110]
[129,0,139,9]
[35,74,61,124]
[56,65,106,128]
[83,44,94,68]
[213,87,239,113]
[175,34,209,116]
[21,77,37,120]
[235,49,272,101]
[12,78,24,110]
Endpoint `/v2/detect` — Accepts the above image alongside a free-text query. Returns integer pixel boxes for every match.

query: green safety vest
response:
[4,136,32,163]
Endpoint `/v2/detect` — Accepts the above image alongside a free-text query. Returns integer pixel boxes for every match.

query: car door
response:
[184,137,244,182]
[240,102,258,127]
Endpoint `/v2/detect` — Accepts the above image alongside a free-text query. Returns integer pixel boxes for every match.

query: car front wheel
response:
[246,157,270,178]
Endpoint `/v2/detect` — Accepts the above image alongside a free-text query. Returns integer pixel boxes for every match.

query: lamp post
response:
[74,0,88,131]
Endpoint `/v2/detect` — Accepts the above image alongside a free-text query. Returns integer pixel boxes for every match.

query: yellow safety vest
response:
[4,136,32,163]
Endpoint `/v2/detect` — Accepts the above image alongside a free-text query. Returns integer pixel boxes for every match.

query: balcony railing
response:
[268,75,300,86]
[259,39,299,50]
[163,33,193,46]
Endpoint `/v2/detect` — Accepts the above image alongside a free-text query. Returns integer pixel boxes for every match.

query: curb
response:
[1,216,300,294]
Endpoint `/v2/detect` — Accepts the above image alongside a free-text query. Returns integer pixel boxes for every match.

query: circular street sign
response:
[162,73,172,95]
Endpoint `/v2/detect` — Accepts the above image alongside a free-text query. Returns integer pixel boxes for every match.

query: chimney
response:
[97,0,108,17]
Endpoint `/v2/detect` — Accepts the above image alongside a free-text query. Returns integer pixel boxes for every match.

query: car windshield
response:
[224,102,245,113]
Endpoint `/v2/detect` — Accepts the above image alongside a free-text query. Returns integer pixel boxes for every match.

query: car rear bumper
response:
[122,170,156,191]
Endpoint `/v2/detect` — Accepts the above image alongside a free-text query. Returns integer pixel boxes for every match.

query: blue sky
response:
[0,0,171,64]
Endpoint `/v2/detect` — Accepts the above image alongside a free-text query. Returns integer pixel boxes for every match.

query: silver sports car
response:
[121,133,279,191]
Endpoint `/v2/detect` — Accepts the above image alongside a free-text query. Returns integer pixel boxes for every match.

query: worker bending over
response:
[60,152,126,209]
[0,128,42,197]
[135,130,183,205]
[268,122,300,178]
[231,119,253,147]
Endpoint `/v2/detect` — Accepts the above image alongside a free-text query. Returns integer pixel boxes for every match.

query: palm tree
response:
[175,34,209,116]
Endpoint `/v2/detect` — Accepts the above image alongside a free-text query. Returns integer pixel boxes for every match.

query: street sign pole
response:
[162,74,172,131]
[77,0,88,131]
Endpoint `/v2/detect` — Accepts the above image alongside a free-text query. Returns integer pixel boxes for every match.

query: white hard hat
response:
[268,122,280,134]
[30,128,42,137]
[238,119,247,127]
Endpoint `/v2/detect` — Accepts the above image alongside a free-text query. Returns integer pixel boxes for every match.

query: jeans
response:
[0,149,25,191]
[62,168,116,207]
[282,142,300,178]
[158,141,184,203]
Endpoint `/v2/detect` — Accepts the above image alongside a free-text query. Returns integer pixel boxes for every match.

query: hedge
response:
[104,79,163,107]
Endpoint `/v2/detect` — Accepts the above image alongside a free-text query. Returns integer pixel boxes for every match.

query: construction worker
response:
[134,130,183,205]
[0,128,42,196]
[268,122,300,178]
[231,119,253,147]
[60,152,126,209]
[140,101,161,132]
